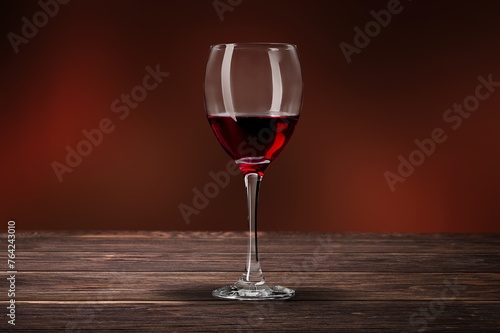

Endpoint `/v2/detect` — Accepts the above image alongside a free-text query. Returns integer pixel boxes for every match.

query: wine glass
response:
[204,43,302,300]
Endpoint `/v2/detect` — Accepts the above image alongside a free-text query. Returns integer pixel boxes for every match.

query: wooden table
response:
[1,232,499,332]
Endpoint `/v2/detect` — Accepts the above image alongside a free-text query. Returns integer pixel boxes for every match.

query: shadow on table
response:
[157,287,216,301]
[157,286,354,302]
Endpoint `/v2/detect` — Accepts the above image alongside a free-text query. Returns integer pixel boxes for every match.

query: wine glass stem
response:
[243,172,264,283]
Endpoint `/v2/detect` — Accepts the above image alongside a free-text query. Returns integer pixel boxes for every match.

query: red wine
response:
[208,115,299,175]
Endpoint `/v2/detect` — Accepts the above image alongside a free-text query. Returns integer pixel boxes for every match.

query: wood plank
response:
[11,240,500,254]
[2,302,498,332]
[8,251,500,272]
[4,231,498,254]
[5,231,500,241]
[2,272,498,301]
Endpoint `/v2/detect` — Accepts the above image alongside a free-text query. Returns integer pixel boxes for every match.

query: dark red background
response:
[1,0,500,232]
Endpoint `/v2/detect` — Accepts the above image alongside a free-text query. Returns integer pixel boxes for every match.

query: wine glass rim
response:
[210,42,297,50]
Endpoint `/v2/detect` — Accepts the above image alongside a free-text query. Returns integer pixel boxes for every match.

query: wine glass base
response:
[212,280,295,301]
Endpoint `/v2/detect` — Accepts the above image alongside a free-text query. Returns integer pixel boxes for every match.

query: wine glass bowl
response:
[204,43,302,300]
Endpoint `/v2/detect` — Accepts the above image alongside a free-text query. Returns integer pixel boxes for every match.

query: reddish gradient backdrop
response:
[1,0,500,232]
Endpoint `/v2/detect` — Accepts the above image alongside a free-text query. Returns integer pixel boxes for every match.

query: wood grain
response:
[0,232,499,332]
